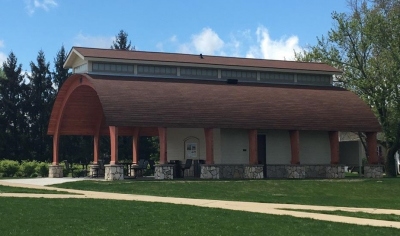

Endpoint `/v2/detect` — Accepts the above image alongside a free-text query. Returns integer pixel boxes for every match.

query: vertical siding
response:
[213,128,222,164]
[299,131,330,164]
[220,129,249,164]
[166,128,206,161]
[265,130,291,164]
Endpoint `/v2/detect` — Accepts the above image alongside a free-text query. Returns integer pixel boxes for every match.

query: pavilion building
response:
[47,47,382,180]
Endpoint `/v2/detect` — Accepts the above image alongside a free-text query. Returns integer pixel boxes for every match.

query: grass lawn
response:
[0,185,72,194]
[54,178,400,209]
[279,209,400,222]
[0,197,398,236]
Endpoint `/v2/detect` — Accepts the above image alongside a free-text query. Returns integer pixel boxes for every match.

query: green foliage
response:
[0,160,20,177]
[52,45,71,90]
[111,30,133,50]
[295,0,400,176]
[19,160,38,177]
[35,162,49,177]
[0,159,50,178]
[27,50,55,162]
[0,52,30,161]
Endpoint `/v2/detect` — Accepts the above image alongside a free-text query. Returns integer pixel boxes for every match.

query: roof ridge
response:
[72,46,332,66]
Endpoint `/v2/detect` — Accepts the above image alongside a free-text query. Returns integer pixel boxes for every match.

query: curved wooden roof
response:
[48,73,381,136]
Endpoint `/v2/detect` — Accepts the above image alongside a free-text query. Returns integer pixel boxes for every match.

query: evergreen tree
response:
[27,50,55,161]
[52,45,71,90]
[0,52,29,160]
[111,30,133,50]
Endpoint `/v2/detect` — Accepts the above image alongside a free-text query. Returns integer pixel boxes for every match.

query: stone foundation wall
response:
[49,165,63,178]
[266,165,286,178]
[244,165,264,179]
[104,165,124,181]
[266,165,345,179]
[326,165,345,178]
[155,164,174,180]
[220,165,244,178]
[305,165,326,178]
[200,165,220,179]
[364,165,384,178]
[200,165,263,179]
[286,165,306,179]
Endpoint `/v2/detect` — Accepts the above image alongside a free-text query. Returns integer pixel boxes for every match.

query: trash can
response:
[168,160,182,178]
[194,160,206,178]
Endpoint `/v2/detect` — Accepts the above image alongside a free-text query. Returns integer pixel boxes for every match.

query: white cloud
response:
[178,28,224,55]
[25,0,58,15]
[169,35,177,43]
[156,42,164,51]
[73,33,115,49]
[174,26,302,60]
[246,26,301,60]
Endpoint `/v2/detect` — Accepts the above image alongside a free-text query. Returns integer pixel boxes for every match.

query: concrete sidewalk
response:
[0,177,89,186]
[1,179,400,229]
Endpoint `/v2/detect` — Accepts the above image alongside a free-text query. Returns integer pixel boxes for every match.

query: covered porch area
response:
[47,73,383,180]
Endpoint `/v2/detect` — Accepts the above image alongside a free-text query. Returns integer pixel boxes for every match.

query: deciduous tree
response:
[295,0,400,176]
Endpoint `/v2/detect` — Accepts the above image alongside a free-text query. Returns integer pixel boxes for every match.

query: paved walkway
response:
[1,178,400,229]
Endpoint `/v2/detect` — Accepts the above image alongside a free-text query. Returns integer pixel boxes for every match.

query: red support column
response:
[109,126,119,165]
[52,133,59,165]
[204,128,214,164]
[248,129,258,165]
[93,134,99,165]
[158,127,167,164]
[132,128,140,164]
[329,131,339,164]
[366,132,378,164]
[290,130,300,164]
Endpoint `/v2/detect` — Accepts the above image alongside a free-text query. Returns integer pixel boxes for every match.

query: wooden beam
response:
[204,128,214,164]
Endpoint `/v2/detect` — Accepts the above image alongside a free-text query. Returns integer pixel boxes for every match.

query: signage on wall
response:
[186,143,197,158]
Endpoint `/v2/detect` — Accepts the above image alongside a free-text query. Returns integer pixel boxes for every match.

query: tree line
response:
[0,46,68,162]
[0,30,157,164]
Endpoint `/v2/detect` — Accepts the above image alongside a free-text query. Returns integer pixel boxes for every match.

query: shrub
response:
[30,173,38,178]
[20,160,38,177]
[0,160,20,177]
[35,162,49,177]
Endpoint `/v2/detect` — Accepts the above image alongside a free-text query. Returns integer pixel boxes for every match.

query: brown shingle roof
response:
[70,47,342,73]
[65,74,378,132]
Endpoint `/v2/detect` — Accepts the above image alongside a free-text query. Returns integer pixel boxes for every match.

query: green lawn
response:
[54,178,400,209]
[0,185,72,194]
[0,197,397,236]
[278,209,400,222]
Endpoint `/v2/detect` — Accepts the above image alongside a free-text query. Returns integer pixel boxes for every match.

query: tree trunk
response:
[385,148,397,177]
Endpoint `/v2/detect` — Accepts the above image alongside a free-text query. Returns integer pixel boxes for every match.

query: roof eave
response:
[63,48,85,68]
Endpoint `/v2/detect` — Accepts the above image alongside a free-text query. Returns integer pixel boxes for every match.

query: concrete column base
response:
[104,164,124,181]
[364,165,384,178]
[89,164,99,177]
[244,165,264,179]
[154,164,174,180]
[49,165,63,178]
[200,165,220,179]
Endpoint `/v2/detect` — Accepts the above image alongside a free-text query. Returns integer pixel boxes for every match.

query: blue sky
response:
[0,0,350,72]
